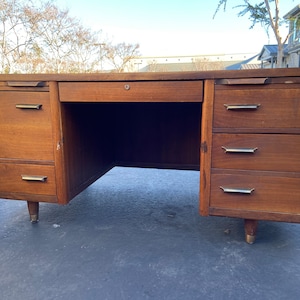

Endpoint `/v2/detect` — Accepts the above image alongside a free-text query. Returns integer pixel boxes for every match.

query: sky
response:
[55,0,298,56]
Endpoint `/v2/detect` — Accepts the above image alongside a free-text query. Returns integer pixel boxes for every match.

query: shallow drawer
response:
[0,91,54,161]
[212,133,300,172]
[210,172,300,215]
[59,81,203,102]
[213,87,300,129]
[0,163,56,195]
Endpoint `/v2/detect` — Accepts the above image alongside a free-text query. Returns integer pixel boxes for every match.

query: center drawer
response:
[59,81,203,102]
[212,133,300,172]
[0,91,53,161]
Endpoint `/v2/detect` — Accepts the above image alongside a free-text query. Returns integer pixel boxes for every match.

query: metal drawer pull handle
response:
[220,186,255,194]
[222,147,258,153]
[216,78,268,85]
[8,81,45,87]
[16,104,42,110]
[224,104,260,110]
[22,175,47,182]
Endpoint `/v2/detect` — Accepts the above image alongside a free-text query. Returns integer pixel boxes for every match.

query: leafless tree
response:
[0,0,141,73]
[65,25,102,73]
[0,0,33,73]
[24,0,83,72]
[146,59,158,72]
[193,58,225,70]
[105,42,140,72]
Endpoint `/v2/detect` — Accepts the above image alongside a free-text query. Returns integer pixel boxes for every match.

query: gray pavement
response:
[1,167,300,300]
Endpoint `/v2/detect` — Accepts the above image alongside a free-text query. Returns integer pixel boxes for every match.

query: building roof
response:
[283,4,300,19]
[226,54,260,70]
[139,60,256,72]
[258,44,288,60]
[129,53,258,72]
[137,54,260,72]
[240,63,261,70]
[140,62,197,72]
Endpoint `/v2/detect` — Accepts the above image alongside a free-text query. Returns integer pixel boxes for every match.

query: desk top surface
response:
[0,68,300,82]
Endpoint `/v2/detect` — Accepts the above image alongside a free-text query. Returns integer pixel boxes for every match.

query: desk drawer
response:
[0,92,53,161]
[213,87,300,129]
[59,81,203,102]
[210,173,300,214]
[0,163,56,195]
[212,133,300,172]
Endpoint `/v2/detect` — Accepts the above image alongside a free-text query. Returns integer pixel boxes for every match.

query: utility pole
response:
[94,43,106,71]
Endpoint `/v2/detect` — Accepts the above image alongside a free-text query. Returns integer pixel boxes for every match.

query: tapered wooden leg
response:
[244,219,258,244]
[27,201,39,223]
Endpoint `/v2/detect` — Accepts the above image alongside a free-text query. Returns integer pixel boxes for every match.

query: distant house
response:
[257,4,300,68]
[284,4,300,67]
[258,44,288,68]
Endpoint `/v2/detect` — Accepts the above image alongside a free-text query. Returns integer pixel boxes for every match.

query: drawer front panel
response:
[212,133,300,172]
[59,81,203,102]
[213,87,300,129]
[0,163,56,195]
[210,173,300,214]
[0,92,54,161]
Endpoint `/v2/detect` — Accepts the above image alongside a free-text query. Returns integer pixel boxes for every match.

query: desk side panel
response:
[200,80,214,216]
[49,81,68,204]
[61,103,115,200]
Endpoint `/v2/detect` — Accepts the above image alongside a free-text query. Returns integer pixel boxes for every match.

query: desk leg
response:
[27,201,39,223]
[244,219,258,244]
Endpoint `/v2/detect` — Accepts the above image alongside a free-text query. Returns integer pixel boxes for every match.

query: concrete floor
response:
[1,167,300,300]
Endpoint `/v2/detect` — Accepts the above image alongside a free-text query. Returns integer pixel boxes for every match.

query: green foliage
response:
[236,1,269,29]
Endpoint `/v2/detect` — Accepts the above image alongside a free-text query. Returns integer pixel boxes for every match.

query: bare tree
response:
[24,1,82,72]
[105,42,140,72]
[214,0,290,67]
[0,0,141,73]
[66,25,102,73]
[0,0,32,73]
[147,60,158,72]
[193,58,225,70]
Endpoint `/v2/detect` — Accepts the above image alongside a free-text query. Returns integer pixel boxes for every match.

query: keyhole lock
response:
[124,84,130,90]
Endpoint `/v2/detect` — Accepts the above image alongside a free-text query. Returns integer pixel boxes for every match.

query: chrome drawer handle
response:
[16,104,42,110]
[8,81,45,87]
[216,78,268,85]
[222,146,258,153]
[224,104,260,110]
[21,175,47,182]
[220,186,255,194]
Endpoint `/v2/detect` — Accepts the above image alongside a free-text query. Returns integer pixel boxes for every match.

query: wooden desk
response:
[1,69,300,243]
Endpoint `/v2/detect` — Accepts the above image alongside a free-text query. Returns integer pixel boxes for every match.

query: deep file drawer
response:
[0,91,54,161]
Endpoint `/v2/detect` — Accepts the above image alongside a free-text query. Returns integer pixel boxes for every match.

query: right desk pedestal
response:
[200,78,300,243]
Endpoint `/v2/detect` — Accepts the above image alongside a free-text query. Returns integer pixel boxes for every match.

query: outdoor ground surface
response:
[1,167,300,300]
